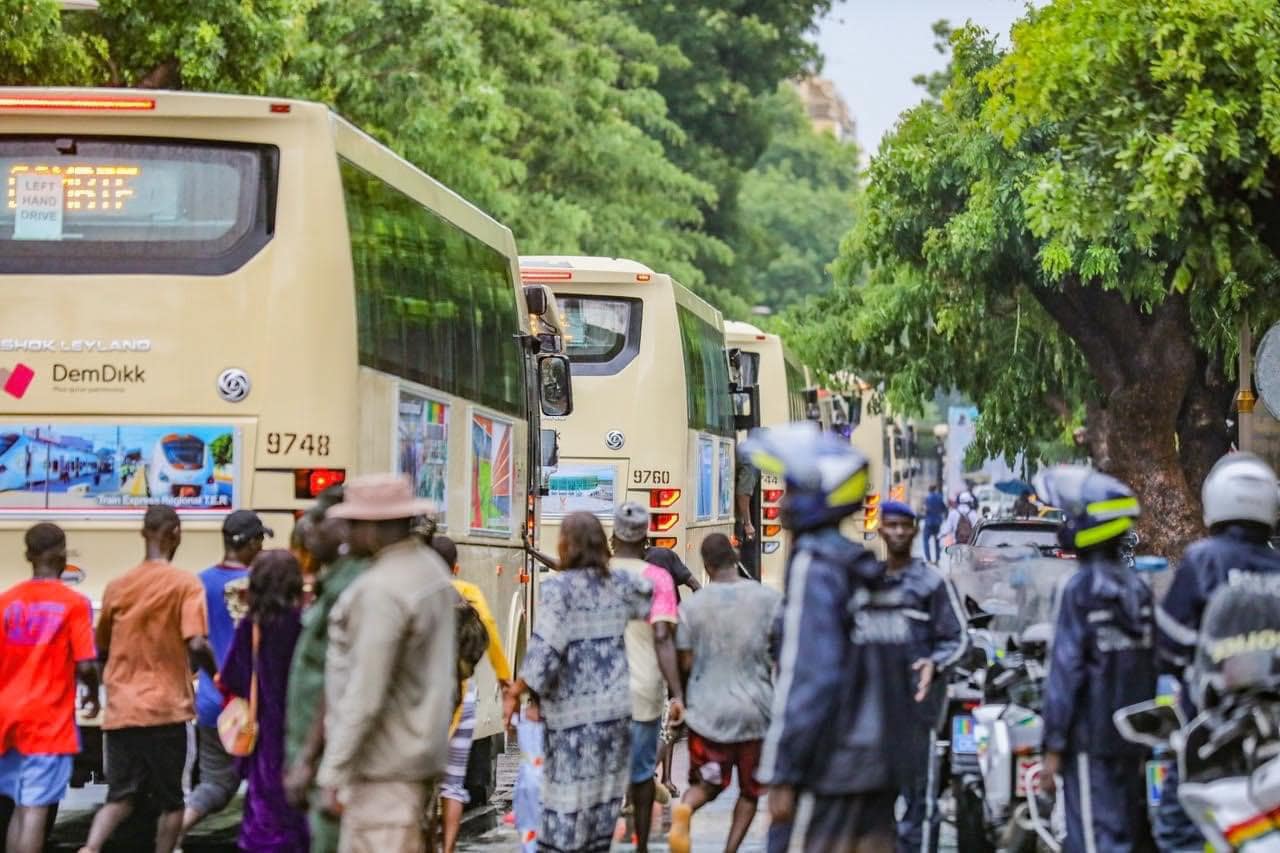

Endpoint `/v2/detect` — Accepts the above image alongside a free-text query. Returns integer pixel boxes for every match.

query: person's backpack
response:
[456,595,490,683]
[955,511,976,545]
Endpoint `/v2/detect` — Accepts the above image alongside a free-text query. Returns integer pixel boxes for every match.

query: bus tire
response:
[464,733,502,807]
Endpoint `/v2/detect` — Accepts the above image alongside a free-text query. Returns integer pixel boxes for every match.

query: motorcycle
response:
[944,549,1078,852]
[1116,580,1280,851]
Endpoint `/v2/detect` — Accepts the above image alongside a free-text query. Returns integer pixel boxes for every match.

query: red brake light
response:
[0,94,155,111]
[636,273,652,282]
[649,488,681,509]
[269,103,291,113]
[294,468,347,499]
[763,506,781,521]
[520,269,573,281]
[763,489,784,503]
[650,513,679,533]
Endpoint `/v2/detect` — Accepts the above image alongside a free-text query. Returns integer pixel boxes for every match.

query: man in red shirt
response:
[0,523,99,853]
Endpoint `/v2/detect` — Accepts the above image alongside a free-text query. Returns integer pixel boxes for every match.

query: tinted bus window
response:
[0,137,276,274]
[341,160,524,416]
[677,305,734,436]
[785,358,807,420]
[561,296,643,376]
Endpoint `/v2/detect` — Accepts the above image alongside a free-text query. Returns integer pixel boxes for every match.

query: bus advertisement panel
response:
[0,422,237,513]
[470,411,514,536]
[397,390,449,522]
[545,463,618,517]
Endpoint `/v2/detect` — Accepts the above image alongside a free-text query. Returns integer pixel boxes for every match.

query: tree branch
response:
[137,59,178,89]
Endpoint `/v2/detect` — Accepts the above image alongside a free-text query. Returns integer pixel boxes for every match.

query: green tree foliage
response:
[1,0,849,320]
[616,0,835,306]
[735,88,859,311]
[796,3,1280,554]
[1,0,295,90]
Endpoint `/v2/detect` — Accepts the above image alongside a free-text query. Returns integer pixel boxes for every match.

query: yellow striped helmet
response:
[1033,465,1140,552]
[739,422,870,532]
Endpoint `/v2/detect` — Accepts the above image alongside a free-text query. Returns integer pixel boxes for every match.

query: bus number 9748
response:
[633,469,671,485]
[265,432,331,456]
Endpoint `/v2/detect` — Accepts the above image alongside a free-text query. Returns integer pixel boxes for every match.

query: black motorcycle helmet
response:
[739,422,870,533]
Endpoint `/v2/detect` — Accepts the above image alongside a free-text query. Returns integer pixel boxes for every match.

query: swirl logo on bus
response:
[217,368,251,403]
[0,364,35,399]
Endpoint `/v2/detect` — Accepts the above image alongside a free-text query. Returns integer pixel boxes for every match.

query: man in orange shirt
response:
[79,506,216,853]
[0,523,99,853]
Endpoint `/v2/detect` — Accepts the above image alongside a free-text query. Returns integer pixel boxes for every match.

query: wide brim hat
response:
[327,473,437,521]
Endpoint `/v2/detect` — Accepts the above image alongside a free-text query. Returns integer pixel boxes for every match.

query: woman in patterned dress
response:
[504,512,652,853]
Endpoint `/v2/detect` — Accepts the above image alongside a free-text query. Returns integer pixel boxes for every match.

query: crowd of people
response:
[1,433,1276,853]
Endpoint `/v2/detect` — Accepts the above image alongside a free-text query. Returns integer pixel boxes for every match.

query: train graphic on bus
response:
[0,431,105,493]
[146,433,215,499]
[0,423,235,511]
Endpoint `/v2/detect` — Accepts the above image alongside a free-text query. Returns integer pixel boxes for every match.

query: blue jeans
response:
[923,523,941,562]
[630,718,661,784]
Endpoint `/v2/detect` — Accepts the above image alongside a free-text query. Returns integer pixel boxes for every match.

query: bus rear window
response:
[0,137,276,274]
[561,296,642,376]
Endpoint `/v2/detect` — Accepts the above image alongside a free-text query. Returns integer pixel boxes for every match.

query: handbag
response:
[217,621,260,757]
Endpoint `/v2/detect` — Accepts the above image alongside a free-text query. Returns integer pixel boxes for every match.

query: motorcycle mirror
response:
[1112,699,1184,749]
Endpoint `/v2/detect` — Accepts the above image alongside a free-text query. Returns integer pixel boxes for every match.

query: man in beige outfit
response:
[316,474,456,853]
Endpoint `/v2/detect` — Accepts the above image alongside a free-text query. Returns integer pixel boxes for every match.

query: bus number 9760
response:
[633,469,671,485]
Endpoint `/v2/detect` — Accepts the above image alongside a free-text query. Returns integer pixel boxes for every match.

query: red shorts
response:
[687,732,765,800]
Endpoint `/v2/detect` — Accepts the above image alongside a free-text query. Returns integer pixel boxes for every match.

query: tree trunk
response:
[1031,282,1206,556]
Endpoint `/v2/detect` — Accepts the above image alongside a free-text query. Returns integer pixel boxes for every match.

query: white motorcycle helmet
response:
[1201,452,1279,529]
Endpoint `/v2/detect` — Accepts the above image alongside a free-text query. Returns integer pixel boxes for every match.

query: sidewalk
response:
[461,738,767,852]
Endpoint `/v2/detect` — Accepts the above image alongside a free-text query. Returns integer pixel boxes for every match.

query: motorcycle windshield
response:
[1193,582,1280,701]
[949,548,1078,641]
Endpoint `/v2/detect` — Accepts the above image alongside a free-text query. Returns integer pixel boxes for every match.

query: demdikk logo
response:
[0,364,34,399]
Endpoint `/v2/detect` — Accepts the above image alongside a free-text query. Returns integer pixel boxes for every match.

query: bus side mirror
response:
[540,428,560,469]
[538,354,573,417]
[846,395,862,428]
[733,388,760,431]
[524,284,551,317]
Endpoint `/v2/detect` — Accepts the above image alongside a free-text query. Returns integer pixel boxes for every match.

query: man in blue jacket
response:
[743,424,914,853]
[1038,466,1157,853]
[878,500,966,853]
[1154,452,1280,852]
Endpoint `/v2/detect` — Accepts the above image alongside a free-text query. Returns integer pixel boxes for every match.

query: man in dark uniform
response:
[1038,466,1157,853]
[878,501,966,853]
[743,424,913,853]
[1154,452,1280,852]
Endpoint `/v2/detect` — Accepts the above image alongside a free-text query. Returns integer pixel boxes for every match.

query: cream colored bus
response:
[723,321,807,587]
[0,89,570,786]
[522,257,736,574]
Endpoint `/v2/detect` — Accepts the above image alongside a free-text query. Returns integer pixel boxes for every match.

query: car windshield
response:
[950,551,1077,639]
[972,525,1060,549]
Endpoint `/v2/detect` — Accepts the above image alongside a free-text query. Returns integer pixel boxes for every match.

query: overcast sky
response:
[815,0,1029,154]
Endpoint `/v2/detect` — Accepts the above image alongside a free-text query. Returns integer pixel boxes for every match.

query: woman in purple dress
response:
[220,549,309,852]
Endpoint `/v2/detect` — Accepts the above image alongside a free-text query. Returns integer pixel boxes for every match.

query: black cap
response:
[222,509,273,545]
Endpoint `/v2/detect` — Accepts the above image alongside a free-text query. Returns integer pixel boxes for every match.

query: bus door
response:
[729,348,762,578]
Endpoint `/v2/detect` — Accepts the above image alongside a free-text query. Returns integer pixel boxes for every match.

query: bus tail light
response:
[763,542,782,554]
[650,513,679,533]
[294,468,347,499]
[763,489,784,504]
[649,489,681,509]
[650,537,678,549]
[763,506,781,520]
[763,524,782,538]
[0,93,156,111]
